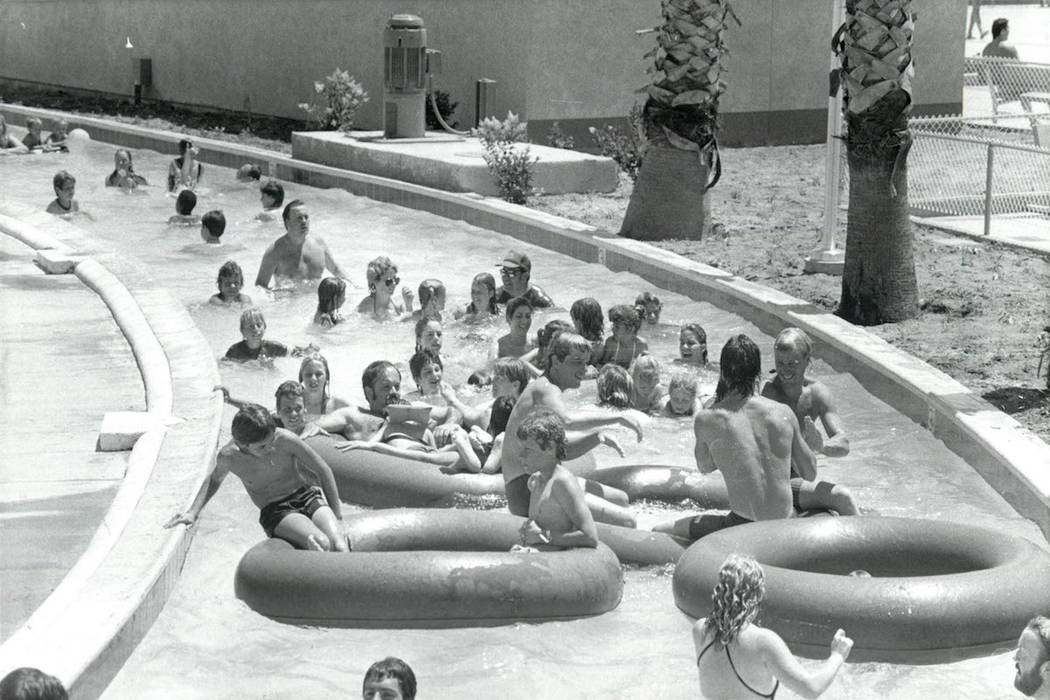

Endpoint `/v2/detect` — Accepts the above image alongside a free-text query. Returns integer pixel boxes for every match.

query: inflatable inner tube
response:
[579,465,730,508]
[235,508,624,627]
[672,516,1050,664]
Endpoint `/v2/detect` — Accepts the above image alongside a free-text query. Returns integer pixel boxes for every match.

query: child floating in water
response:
[168,189,200,225]
[45,119,70,152]
[358,256,414,320]
[678,323,709,366]
[21,117,44,151]
[515,411,598,550]
[522,319,573,378]
[106,148,149,189]
[596,363,633,409]
[635,291,663,328]
[405,349,446,405]
[167,138,202,191]
[224,308,315,361]
[455,272,498,322]
[298,353,349,415]
[314,276,347,328]
[200,210,226,244]
[210,260,253,306]
[629,353,665,413]
[664,371,701,417]
[414,317,444,358]
[237,163,262,182]
[570,297,605,367]
[165,403,348,551]
[0,115,27,155]
[256,180,284,221]
[600,304,648,369]
[493,296,535,359]
[46,170,88,218]
[409,278,446,322]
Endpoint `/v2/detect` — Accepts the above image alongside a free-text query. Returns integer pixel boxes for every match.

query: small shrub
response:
[425,90,459,130]
[589,104,644,181]
[477,112,535,205]
[546,121,575,150]
[298,68,369,132]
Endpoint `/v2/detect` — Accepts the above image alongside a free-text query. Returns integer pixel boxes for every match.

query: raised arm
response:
[287,434,343,520]
[813,384,850,457]
[541,385,643,442]
[760,627,852,699]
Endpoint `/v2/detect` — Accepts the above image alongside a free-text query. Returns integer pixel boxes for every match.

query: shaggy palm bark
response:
[835,0,919,324]
[621,0,737,240]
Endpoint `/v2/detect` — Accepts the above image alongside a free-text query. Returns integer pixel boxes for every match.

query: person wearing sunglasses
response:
[357,255,415,320]
[494,250,554,309]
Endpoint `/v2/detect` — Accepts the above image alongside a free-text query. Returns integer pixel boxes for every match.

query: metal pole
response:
[983,143,994,236]
[805,0,846,275]
[475,79,496,128]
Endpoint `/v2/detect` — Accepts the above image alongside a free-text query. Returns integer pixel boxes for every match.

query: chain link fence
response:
[964,57,1050,124]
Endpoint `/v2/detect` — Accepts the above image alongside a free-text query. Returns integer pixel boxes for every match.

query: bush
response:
[477,112,536,205]
[589,104,644,181]
[426,89,459,130]
[298,68,369,132]
[546,121,575,150]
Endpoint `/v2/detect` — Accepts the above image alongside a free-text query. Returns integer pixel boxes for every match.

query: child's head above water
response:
[52,170,76,206]
[414,317,443,355]
[491,356,531,398]
[49,119,69,141]
[570,297,604,342]
[25,117,42,137]
[629,352,662,390]
[273,380,307,431]
[260,180,284,209]
[177,138,196,156]
[409,349,443,392]
[230,403,276,448]
[0,666,68,700]
[216,260,244,300]
[634,291,663,326]
[470,272,498,314]
[238,307,267,347]
[366,256,399,294]
[237,163,262,182]
[597,363,633,409]
[666,371,700,416]
[362,657,417,700]
[679,323,709,365]
[316,276,347,316]
[504,296,534,334]
[536,318,573,366]
[417,278,446,317]
[516,410,567,462]
[608,304,642,340]
[201,210,225,242]
[175,189,197,216]
[113,148,133,170]
[298,352,332,399]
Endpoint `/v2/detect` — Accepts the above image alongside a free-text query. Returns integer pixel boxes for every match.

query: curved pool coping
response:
[0,202,222,699]
[0,103,1048,693]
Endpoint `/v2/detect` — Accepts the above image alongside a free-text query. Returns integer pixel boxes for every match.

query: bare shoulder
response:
[805,379,835,409]
[216,441,241,462]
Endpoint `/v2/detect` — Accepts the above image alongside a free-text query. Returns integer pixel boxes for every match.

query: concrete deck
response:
[913,212,1050,256]
[0,234,142,642]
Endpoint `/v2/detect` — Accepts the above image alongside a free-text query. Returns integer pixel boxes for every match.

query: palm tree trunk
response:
[835,0,919,324]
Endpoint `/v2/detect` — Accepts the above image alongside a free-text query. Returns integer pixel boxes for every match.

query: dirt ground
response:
[532,146,1050,443]
[4,86,1047,442]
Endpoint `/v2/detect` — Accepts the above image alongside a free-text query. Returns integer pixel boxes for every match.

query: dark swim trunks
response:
[791,477,803,511]
[258,485,327,537]
[687,510,753,541]
[505,474,530,517]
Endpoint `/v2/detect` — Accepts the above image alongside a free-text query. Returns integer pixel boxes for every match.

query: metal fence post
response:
[983,143,994,237]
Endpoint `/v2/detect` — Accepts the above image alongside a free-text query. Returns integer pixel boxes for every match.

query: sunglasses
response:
[500,268,524,278]
[383,276,401,287]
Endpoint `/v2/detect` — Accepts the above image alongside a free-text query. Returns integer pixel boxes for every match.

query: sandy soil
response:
[532,146,1050,443]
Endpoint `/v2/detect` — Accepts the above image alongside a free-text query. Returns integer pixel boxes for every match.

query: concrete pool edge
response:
[0,204,223,699]
[2,103,1046,539]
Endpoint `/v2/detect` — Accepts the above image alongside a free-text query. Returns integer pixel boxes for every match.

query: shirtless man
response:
[1014,617,1050,699]
[761,327,859,516]
[312,361,403,441]
[255,200,349,289]
[654,334,817,541]
[982,18,1020,59]
[501,332,643,522]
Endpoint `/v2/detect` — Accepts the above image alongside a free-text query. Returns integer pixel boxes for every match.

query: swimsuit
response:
[224,339,289,361]
[258,485,327,537]
[697,639,779,699]
[687,510,752,540]
[609,339,638,368]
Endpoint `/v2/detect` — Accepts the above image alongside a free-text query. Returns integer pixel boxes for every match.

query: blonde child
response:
[679,323,709,365]
[665,371,701,417]
[314,276,347,328]
[599,304,648,368]
[493,296,535,359]
[21,117,44,150]
[298,353,350,415]
[629,353,665,413]
[635,291,663,328]
[209,260,253,306]
[224,308,288,361]
[596,363,633,409]
[165,403,348,552]
[455,272,498,322]
[45,119,69,152]
[357,256,414,320]
[168,189,200,225]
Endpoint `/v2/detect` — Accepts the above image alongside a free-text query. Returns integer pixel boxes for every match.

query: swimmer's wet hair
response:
[505,295,534,321]
[0,667,68,700]
[282,199,306,224]
[25,117,42,130]
[417,278,446,310]
[634,291,662,316]
[366,256,398,288]
[409,349,443,381]
[597,363,633,409]
[570,297,604,342]
[231,403,276,445]
[316,276,347,317]
[177,138,194,155]
[217,260,243,287]
[516,409,567,461]
[1026,616,1050,658]
[260,180,284,207]
[709,554,765,646]
[488,395,516,436]
[629,352,661,379]
[774,327,812,359]
[274,380,305,407]
[537,319,573,353]
[414,317,442,352]
[238,307,266,334]
[492,357,531,394]
[363,657,416,700]
[175,189,197,215]
[238,163,262,180]
[202,210,225,237]
[680,323,709,364]
[608,304,642,333]
[362,360,399,394]
[716,334,761,401]
[470,272,498,314]
[298,352,331,400]
[546,331,592,372]
[52,170,75,191]
[667,371,699,396]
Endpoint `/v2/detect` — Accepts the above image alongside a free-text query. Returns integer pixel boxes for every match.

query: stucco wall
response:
[0,0,964,146]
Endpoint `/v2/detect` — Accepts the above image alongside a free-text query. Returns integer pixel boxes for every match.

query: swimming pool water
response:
[0,129,1036,699]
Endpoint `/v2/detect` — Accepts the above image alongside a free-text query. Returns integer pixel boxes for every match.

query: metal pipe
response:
[475,79,496,128]
[983,143,994,236]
